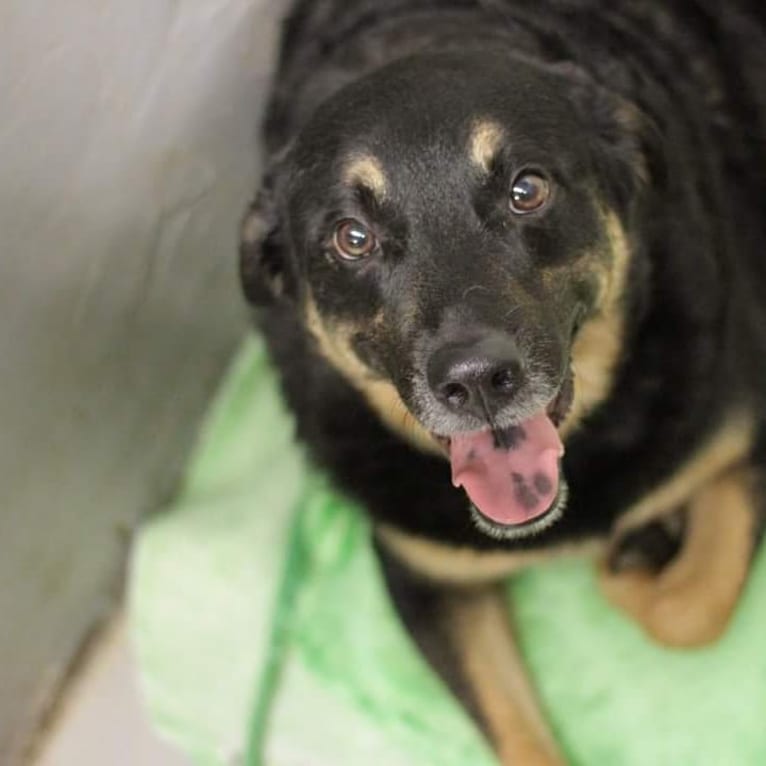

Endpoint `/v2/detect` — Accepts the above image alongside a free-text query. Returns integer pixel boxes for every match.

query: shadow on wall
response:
[0,0,290,761]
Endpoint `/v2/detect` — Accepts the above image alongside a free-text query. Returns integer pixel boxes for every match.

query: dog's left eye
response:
[510,172,551,214]
[332,219,378,261]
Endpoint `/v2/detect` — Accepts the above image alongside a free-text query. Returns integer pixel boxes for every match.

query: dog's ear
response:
[592,95,663,209]
[239,155,296,306]
[555,62,662,207]
[590,93,662,188]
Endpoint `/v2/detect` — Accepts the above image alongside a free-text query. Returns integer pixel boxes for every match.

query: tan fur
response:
[615,414,754,535]
[305,296,439,453]
[448,587,563,765]
[561,211,631,437]
[342,154,388,199]
[469,120,506,172]
[241,206,267,245]
[378,524,602,585]
[600,464,757,647]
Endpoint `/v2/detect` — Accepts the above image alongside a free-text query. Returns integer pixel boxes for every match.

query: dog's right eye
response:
[332,219,378,261]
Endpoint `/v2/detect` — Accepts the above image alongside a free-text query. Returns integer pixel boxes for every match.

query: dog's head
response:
[242,49,653,538]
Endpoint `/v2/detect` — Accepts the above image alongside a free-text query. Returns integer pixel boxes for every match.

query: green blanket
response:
[131,338,766,765]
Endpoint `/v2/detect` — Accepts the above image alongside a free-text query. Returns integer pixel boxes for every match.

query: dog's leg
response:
[600,465,761,647]
[377,545,563,766]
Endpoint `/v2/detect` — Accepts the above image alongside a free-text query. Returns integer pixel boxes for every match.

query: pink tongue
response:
[450,413,563,526]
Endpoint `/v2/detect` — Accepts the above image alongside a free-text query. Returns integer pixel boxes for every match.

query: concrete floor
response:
[35,617,189,766]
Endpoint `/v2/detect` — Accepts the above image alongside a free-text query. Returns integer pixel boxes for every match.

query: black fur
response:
[243,0,765,553]
[241,1,766,755]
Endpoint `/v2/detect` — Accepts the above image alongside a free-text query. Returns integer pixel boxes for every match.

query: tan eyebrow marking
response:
[342,154,388,199]
[469,120,505,172]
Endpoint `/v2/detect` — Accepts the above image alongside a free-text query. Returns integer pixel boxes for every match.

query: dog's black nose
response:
[427,333,524,417]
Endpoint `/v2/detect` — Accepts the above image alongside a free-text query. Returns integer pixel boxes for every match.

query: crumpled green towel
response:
[130,337,766,766]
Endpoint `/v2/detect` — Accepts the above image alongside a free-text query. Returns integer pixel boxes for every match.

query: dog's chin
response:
[469,478,569,540]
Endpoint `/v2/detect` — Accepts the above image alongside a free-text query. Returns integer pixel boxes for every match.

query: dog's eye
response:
[510,172,551,214]
[333,219,377,260]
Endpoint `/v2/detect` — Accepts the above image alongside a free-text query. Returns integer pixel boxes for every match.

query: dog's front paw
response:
[606,511,686,576]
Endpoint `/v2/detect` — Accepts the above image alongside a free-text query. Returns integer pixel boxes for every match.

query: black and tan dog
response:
[241,2,766,762]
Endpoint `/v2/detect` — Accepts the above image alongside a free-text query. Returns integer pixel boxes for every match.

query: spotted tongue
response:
[450,413,563,526]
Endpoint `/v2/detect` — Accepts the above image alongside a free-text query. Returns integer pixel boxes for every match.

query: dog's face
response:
[243,49,650,538]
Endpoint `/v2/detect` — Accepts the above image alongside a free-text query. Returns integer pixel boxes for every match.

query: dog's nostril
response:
[427,331,523,415]
[441,382,470,408]
[490,367,517,393]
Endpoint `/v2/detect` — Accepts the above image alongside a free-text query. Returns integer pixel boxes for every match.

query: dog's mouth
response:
[432,369,574,537]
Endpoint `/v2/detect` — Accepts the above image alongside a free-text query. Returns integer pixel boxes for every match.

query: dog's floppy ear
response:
[554,61,662,207]
[589,91,662,188]
[239,155,296,306]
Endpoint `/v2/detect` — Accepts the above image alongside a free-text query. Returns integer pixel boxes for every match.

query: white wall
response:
[0,1,286,760]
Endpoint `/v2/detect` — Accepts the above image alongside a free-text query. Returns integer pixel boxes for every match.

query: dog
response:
[240,2,766,762]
